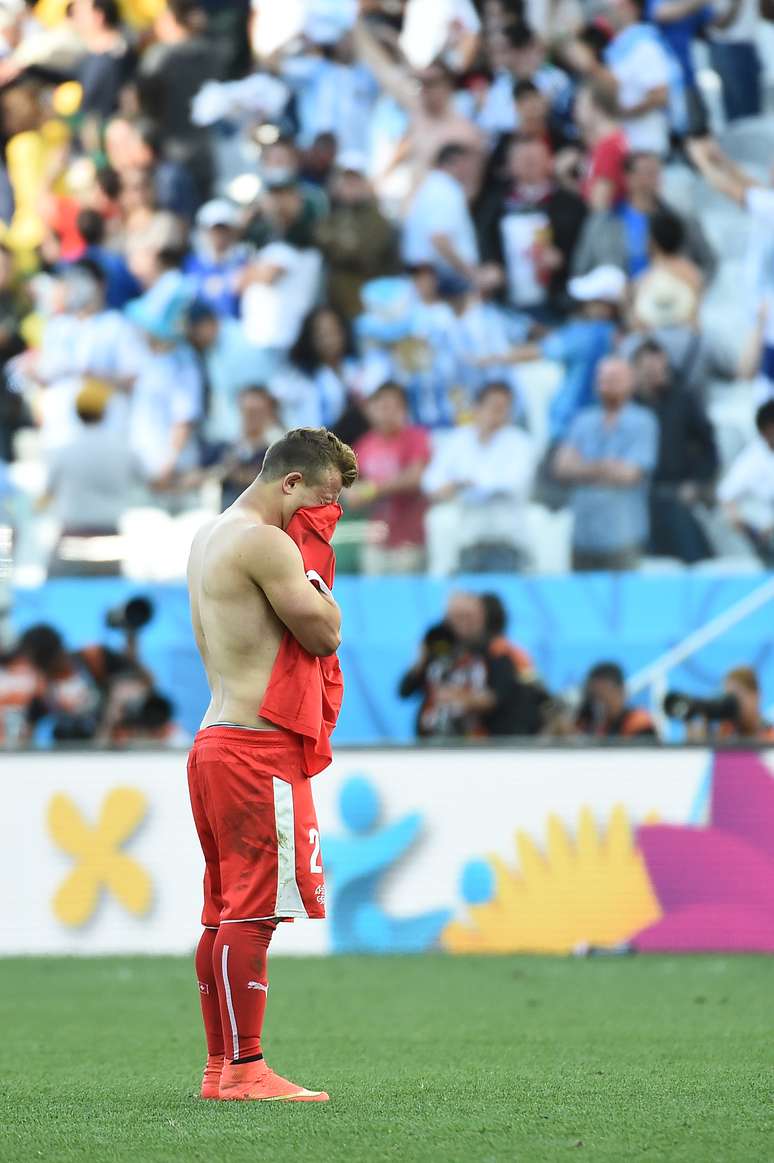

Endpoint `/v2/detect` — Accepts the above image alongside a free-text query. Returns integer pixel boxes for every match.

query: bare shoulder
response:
[233,521,303,582]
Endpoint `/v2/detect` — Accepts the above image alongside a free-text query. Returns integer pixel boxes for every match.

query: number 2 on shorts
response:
[308,827,322,873]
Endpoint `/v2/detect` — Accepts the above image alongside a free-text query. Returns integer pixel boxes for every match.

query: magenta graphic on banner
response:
[634,752,774,952]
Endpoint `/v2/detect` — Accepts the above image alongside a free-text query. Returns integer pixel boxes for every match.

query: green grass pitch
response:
[0,954,771,1162]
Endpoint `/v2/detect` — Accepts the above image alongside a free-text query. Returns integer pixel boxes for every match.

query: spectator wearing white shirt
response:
[422,381,536,574]
[402,144,499,295]
[569,0,673,155]
[717,401,774,564]
[32,261,139,454]
[280,36,379,156]
[125,272,203,488]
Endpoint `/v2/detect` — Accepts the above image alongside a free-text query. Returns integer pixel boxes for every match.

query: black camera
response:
[663,691,740,723]
[51,711,101,742]
[423,622,457,659]
[119,691,173,733]
[106,596,154,633]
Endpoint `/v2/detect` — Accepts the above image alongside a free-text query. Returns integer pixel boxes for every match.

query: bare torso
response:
[187,507,284,730]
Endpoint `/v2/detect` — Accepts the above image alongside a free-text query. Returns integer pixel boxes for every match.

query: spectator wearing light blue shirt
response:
[554,356,658,570]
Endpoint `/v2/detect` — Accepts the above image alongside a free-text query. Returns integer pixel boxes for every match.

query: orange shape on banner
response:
[443,804,662,954]
[47,788,152,926]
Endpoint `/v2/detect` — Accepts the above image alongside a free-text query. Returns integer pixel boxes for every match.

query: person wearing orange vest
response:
[576,660,657,738]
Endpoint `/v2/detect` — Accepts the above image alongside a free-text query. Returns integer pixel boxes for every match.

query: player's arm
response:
[248,525,342,657]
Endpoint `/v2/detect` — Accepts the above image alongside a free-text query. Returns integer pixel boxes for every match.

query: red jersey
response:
[259,504,344,775]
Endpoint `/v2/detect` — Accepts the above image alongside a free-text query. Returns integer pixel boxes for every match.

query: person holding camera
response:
[670,667,774,744]
[398,591,546,738]
[575,661,657,739]
[7,596,176,745]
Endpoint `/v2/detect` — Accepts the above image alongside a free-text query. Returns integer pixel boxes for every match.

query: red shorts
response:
[187,726,326,926]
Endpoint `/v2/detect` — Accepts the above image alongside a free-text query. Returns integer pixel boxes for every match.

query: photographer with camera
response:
[575,661,658,739]
[665,667,774,744]
[4,596,180,746]
[398,591,548,739]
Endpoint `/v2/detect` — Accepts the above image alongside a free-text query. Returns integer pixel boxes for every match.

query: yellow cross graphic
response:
[48,788,152,926]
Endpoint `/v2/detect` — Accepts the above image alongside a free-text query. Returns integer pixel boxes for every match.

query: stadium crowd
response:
[1,0,774,744]
[0,0,772,581]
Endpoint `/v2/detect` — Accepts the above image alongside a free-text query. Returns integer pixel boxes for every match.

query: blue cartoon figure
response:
[322,775,451,953]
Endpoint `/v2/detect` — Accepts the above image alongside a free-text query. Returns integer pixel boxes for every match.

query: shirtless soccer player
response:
[186,427,357,1102]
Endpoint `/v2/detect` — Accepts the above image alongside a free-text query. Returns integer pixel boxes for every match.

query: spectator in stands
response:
[399,590,547,738]
[575,81,629,212]
[194,385,284,510]
[183,199,251,319]
[648,0,711,134]
[278,26,379,157]
[314,154,399,321]
[631,210,704,330]
[633,339,717,562]
[349,382,432,575]
[422,381,536,573]
[488,264,624,444]
[352,19,484,193]
[554,356,658,570]
[33,260,138,452]
[402,144,495,294]
[575,661,657,737]
[574,152,716,282]
[76,208,142,309]
[125,272,203,488]
[269,306,361,432]
[135,0,218,200]
[478,135,586,319]
[0,242,26,362]
[72,0,134,136]
[708,0,762,122]
[568,0,673,155]
[463,21,573,140]
[118,168,187,286]
[42,380,144,577]
[513,80,569,154]
[187,302,276,443]
[717,400,774,565]
[104,117,199,220]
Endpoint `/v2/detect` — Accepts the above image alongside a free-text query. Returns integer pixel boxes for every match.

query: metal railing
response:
[625,574,774,733]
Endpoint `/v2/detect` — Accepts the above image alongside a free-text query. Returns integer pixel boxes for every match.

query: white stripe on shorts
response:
[221,943,239,1060]
[272,777,307,918]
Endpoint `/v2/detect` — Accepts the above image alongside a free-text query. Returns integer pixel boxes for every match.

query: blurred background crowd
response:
[1,0,774,746]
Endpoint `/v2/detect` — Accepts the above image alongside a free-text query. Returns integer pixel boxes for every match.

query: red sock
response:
[195,928,224,1058]
[213,921,278,1063]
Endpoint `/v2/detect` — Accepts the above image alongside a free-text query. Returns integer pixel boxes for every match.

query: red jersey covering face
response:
[259,503,344,776]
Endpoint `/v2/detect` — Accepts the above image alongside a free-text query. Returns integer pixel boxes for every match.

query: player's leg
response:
[211,735,329,1100]
[215,918,328,1102]
[212,918,276,1063]
[187,748,227,1098]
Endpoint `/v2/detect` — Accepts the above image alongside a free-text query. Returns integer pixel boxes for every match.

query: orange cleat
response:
[200,1053,225,1099]
[219,1059,329,1102]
